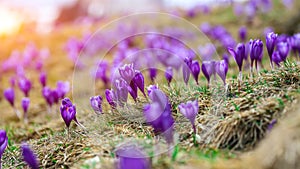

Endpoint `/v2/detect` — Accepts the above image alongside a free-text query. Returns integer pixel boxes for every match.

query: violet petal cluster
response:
[60,98,77,128]
[4,88,15,107]
[90,95,103,115]
[215,60,228,85]
[21,143,39,169]
[178,100,198,134]
[18,77,32,97]
[228,43,245,72]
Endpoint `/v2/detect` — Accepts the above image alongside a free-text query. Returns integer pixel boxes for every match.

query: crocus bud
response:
[201,61,215,85]
[165,67,173,86]
[277,41,290,61]
[42,87,54,107]
[119,64,135,83]
[182,57,192,85]
[215,60,228,85]
[10,77,16,88]
[60,98,77,128]
[190,60,200,84]
[272,51,283,66]
[228,43,245,72]
[0,130,8,166]
[4,88,15,107]
[105,89,116,108]
[18,77,32,97]
[39,72,47,87]
[249,39,263,70]
[133,71,146,96]
[56,81,70,99]
[178,100,198,134]
[239,26,247,42]
[114,78,129,106]
[22,97,30,122]
[266,32,277,65]
[90,95,103,115]
[21,143,39,169]
[116,145,150,169]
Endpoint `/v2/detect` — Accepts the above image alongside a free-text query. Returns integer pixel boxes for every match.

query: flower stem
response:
[13,107,21,120]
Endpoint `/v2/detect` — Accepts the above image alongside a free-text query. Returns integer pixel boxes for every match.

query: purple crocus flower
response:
[182,57,192,85]
[128,81,138,102]
[272,51,283,66]
[52,90,60,104]
[42,87,55,108]
[60,98,77,128]
[215,60,228,85]
[56,81,70,99]
[201,61,215,86]
[115,145,150,169]
[165,67,173,86]
[144,89,174,144]
[119,64,135,83]
[249,39,263,72]
[133,71,146,97]
[0,130,8,168]
[4,88,15,107]
[277,41,290,61]
[18,77,32,97]
[39,72,47,87]
[90,95,103,115]
[178,100,198,135]
[228,43,245,83]
[147,85,158,96]
[190,60,200,85]
[114,78,129,106]
[22,97,30,123]
[288,33,300,57]
[239,26,247,42]
[266,32,278,67]
[21,143,39,169]
[105,89,117,108]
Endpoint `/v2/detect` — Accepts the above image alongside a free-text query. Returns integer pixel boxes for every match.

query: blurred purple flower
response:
[133,70,146,97]
[165,67,173,86]
[239,26,247,42]
[149,67,157,82]
[144,89,174,144]
[272,51,283,66]
[215,60,228,85]
[282,0,294,8]
[39,72,47,87]
[114,78,129,106]
[147,85,158,96]
[0,130,8,167]
[22,97,30,123]
[198,43,215,61]
[288,33,300,56]
[105,89,117,108]
[42,87,55,107]
[4,88,15,107]
[115,145,150,169]
[90,95,103,115]
[190,60,200,85]
[178,100,198,134]
[10,76,16,88]
[200,22,211,36]
[128,81,138,102]
[18,77,32,97]
[21,143,39,169]
[182,57,192,85]
[277,41,290,61]
[92,61,110,87]
[56,81,70,99]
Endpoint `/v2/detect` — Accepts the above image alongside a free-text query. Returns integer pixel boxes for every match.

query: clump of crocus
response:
[228,43,245,85]
[266,32,278,68]
[3,88,21,119]
[201,60,215,87]
[178,100,198,145]
[90,95,103,115]
[182,57,192,85]
[0,130,8,169]
[18,77,32,97]
[165,67,173,86]
[60,98,84,138]
[115,144,150,169]
[144,89,174,145]
[190,60,201,85]
[249,39,263,76]
[215,59,229,87]
[105,89,117,109]
[39,72,47,87]
[22,97,30,124]
[21,143,39,169]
